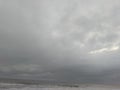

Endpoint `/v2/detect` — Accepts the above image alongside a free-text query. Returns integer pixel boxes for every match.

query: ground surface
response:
[0,83,120,90]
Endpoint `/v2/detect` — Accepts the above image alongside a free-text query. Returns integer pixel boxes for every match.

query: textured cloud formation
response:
[0,0,120,84]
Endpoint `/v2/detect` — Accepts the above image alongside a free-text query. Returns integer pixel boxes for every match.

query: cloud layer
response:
[0,0,120,84]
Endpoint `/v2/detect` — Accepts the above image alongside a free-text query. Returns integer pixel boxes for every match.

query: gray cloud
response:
[0,0,120,84]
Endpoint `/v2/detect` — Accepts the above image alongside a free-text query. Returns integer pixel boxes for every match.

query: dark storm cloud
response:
[0,0,120,84]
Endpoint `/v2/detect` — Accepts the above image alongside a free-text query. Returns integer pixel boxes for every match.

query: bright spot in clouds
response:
[89,46,119,54]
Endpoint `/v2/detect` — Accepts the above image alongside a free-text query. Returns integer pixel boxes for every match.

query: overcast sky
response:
[1,0,120,84]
